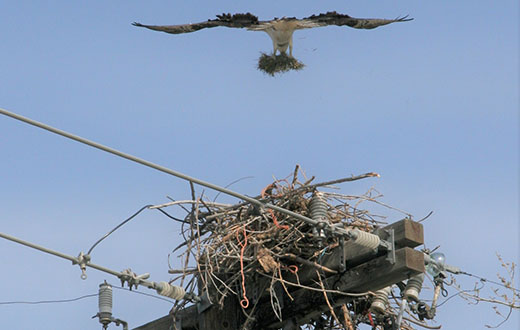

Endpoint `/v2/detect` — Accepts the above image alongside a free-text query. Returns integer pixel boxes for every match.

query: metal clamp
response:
[118,269,150,290]
[338,236,346,272]
[387,228,395,264]
[197,291,212,314]
[72,252,91,279]
[379,229,395,264]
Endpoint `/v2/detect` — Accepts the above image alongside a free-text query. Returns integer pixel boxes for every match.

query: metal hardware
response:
[118,269,150,290]
[73,252,91,279]
[384,229,395,264]
[338,236,346,272]
[197,291,212,314]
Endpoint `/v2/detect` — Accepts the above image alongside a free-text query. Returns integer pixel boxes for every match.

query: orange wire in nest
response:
[261,183,290,230]
[236,225,249,309]
[367,311,375,327]
[286,265,299,274]
[260,183,275,198]
[267,209,289,230]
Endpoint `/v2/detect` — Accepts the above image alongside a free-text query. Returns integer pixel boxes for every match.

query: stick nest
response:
[257,53,305,76]
[162,167,411,328]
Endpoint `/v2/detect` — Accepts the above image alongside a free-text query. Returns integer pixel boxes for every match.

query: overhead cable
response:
[460,272,518,291]
[0,231,199,302]
[0,107,378,239]
[0,293,98,305]
[0,284,176,306]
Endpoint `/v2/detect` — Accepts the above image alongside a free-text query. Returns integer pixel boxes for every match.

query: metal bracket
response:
[312,221,327,248]
[197,291,212,314]
[384,229,396,264]
[118,268,150,290]
[415,301,436,320]
[338,236,346,272]
[72,252,90,279]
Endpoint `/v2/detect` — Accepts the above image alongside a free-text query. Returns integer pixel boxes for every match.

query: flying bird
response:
[132,12,412,74]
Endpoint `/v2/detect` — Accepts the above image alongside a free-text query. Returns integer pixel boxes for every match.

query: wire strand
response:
[88,203,190,256]
[461,272,518,291]
[0,293,98,305]
[87,205,152,255]
[155,208,188,223]
[0,284,177,306]
[112,285,176,304]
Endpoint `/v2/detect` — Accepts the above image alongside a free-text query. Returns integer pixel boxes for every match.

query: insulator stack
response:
[404,273,424,302]
[98,282,113,327]
[310,192,328,244]
[350,229,381,250]
[156,281,186,300]
[370,286,392,314]
[309,192,328,222]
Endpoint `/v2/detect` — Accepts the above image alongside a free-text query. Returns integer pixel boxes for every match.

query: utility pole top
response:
[133,219,426,330]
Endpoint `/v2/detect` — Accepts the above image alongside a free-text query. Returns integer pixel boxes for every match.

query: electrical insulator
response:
[404,273,424,302]
[350,229,381,250]
[370,286,392,314]
[310,192,328,245]
[155,281,186,300]
[98,282,113,328]
[309,192,328,222]
[426,252,446,277]
[94,282,129,330]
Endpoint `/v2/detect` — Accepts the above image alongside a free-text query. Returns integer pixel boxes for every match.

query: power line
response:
[0,231,150,287]
[0,107,373,238]
[460,271,518,291]
[0,293,98,305]
[112,285,176,304]
[0,230,199,303]
[0,284,176,307]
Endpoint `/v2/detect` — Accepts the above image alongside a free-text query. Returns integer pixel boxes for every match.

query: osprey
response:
[133,12,412,74]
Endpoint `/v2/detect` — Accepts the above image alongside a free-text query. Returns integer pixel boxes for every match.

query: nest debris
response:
[257,53,305,76]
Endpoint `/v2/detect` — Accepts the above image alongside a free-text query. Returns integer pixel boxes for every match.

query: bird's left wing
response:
[132,13,260,35]
[296,11,413,30]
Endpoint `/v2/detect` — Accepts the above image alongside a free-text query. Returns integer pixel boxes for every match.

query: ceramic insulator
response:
[309,192,328,222]
[351,229,380,250]
[98,283,113,324]
[156,282,186,300]
[404,273,424,302]
[370,286,392,314]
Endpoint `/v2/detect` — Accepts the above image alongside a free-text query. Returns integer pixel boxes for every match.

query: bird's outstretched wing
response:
[132,13,260,34]
[296,11,413,30]
[132,11,412,35]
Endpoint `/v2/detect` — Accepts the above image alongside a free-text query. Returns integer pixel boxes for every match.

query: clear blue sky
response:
[0,1,518,329]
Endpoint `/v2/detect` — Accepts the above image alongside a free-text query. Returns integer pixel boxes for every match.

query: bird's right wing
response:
[132,13,260,35]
